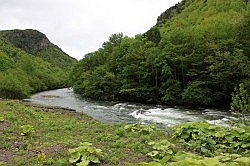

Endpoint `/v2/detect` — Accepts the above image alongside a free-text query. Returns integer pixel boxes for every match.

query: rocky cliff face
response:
[156,0,187,25]
[2,29,50,53]
[0,29,76,69]
[39,36,50,49]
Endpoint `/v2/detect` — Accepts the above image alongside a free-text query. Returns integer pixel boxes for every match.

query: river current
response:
[27,88,239,127]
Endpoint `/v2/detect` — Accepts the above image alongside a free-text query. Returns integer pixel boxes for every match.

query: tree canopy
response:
[71,0,250,108]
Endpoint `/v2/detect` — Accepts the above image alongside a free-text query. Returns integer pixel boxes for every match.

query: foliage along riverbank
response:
[70,0,250,109]
[0,99,249,165]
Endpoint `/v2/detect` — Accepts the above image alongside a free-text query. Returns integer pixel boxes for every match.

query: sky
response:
[0,0,181,60]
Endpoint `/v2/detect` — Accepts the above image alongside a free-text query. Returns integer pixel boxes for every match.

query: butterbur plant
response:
[147,140,175,160]
[124,123,156,134]
[69,142,102,166]
[20,124,35,136]
[171,122,250,156]
[0,116,4,122]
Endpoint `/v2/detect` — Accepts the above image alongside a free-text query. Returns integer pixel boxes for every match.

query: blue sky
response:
[0,0,181,60]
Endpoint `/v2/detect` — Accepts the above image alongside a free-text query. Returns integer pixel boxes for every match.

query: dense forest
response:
[0,29,76,99]
[0,1,250,165]
[71,0,250,108]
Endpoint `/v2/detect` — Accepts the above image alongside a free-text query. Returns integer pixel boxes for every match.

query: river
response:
[26,88,240,127]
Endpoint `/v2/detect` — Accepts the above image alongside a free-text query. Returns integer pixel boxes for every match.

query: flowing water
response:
[26,88,241,127]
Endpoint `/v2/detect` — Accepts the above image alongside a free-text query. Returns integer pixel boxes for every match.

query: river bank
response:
[1,99,250,165]
[0,99,165,165]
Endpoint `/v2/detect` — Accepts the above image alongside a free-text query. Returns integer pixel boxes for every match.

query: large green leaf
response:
[235,157,250,165]
[69,152,81,163]
[76,160,90,166]
[160,156,172,164]
[147,151,159,157]
[201,158,221,166]
[89,155,101,163]
[169,158,201,166]
[172,151,200,162]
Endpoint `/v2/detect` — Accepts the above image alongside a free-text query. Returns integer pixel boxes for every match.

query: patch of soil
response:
[0,121,9,131]
[41,144,67,154]
[30,144,67,157]
[23,102,93,122]
[0,149,15,163]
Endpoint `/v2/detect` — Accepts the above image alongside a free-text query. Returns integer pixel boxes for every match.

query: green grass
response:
[0,100,166,165]
[1,100,249,166]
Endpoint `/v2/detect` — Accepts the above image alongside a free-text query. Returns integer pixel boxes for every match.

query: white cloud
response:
[0,0,180,60]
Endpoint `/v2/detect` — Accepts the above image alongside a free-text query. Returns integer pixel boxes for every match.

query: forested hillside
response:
[71,0,250,108]
[0,29,76,99]
[1,29,76,69]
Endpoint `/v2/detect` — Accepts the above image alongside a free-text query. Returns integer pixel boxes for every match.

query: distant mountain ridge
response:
[0,29,76,69]
[2,29,50,51]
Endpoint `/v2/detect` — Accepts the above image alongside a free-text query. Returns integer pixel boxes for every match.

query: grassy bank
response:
[0,100,249,166]
[0,100,166,165]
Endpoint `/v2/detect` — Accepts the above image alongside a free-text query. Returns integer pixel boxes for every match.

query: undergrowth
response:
[0,100,164,165]
[0,100,249,165]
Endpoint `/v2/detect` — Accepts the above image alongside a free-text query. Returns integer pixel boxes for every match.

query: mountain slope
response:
[71,0,249,108]
[0,29,76,99]
[0,29,76,69]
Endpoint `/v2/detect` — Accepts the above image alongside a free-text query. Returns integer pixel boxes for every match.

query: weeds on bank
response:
[0,100,249,166]
[0,100,165,165]
[131,122,250,166]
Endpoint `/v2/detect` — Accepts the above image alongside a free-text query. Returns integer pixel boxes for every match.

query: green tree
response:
[70,0,249,108]
[0,51,14,71]
[231,83,250,113]
[182,81,212,106]
[0,71,30,98]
